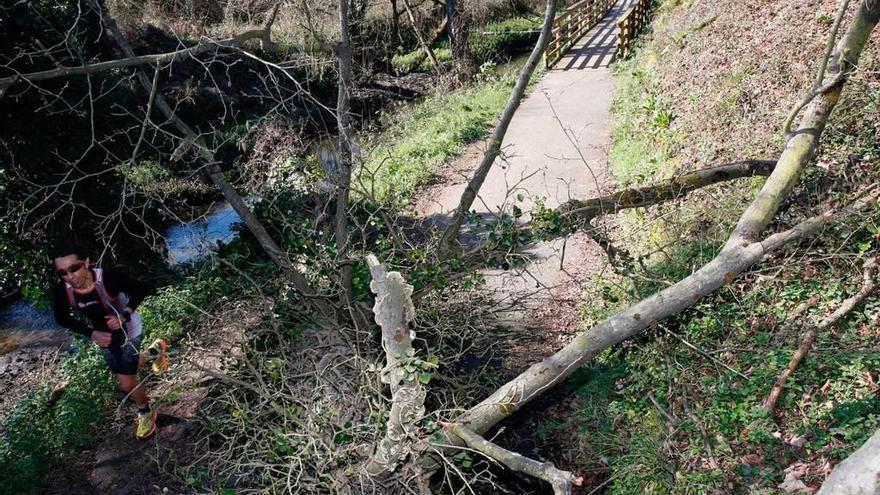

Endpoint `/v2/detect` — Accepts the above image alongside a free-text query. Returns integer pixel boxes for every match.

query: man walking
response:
[52,244,168,439]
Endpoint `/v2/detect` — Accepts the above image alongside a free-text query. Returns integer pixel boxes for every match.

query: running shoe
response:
[135,409,158,439]
[146,338,169,373]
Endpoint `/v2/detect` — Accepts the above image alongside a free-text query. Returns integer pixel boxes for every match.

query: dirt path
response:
[417,0,634,366]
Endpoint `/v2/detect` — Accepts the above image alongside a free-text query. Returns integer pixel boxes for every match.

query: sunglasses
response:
[56,261,86,278]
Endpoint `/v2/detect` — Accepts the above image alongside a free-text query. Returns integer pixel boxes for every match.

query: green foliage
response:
[0,346,116,493]
[138,275,231,342]
[564,257,880,493]
[608,56,682,185]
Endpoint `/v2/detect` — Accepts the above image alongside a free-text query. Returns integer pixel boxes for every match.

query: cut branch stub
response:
[365,254,425,478]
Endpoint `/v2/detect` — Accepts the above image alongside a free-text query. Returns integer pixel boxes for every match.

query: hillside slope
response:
[535,0,880,494]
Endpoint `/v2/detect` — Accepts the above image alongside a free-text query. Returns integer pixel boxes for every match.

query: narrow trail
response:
[420,0,635,365]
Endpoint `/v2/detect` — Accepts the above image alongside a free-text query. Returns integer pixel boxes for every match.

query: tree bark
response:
[443,422,583,495]
[335,0,356,309]
[363,255,426,477]
[817,427,880,495]
[437,0,558,255]
[432,0,880,446]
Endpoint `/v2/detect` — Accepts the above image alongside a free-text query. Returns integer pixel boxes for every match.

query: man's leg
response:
[115,373,148,409]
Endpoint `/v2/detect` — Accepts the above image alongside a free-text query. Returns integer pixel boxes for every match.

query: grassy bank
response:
[358,58,543,207]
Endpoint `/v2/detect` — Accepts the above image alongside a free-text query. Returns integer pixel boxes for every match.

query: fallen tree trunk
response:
[437,0,557,255]
[0,29,272,92]
[434,0,880,446]
[557,159,777,225]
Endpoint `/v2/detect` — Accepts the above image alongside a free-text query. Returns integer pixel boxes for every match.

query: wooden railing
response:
[616,0,651,59]
[545,0,616,68]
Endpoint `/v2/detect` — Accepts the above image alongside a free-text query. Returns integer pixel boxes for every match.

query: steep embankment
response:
[530,1,880,494]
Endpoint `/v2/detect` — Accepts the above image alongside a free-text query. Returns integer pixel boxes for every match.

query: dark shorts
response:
[102,334,142,375]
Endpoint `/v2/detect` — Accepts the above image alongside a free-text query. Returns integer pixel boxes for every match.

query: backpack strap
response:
[64,282,76,308]
[93,268,127,318]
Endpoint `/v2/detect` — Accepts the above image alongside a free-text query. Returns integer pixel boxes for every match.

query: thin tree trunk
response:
[445,0,472,77]
[433,0,880,448]
[335,0,355,309]
[401,0,440,70]
[437,0,557,255]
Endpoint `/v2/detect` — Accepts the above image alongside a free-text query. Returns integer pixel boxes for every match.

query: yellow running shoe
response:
[146,339,168,373]
[136,409,157,439]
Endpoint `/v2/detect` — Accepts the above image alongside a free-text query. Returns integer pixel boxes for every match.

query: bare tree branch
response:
[437,0,558,255]
[442,422,583,495]
[89,0,334,316]
[0,30,267,91]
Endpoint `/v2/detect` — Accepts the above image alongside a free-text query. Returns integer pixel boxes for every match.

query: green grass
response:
[608,50,683,185]
[391,48,453,73]
[357,60,543,206]
[563,254,880,494]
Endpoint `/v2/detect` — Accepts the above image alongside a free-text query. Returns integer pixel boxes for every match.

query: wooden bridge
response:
[545,0,651,68]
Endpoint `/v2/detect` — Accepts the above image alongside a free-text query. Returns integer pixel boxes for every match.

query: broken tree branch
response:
[442,422,583,495]
[762,256,879,415]
[364,255,427,478]
[0,30,266,91]
[557,159,777,225]
[437,0,557,255]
